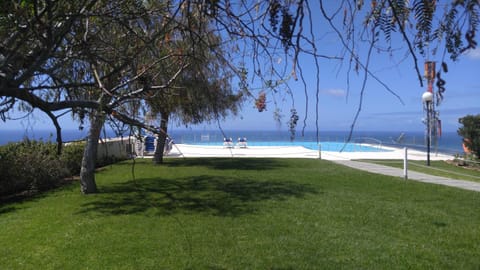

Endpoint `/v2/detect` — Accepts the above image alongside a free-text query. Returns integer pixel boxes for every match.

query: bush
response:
[0,144,23,195]
[0,140,69,196]
[458,114,480,159]
[0,139,129,197]
[19,148,69,191]
[61,142,86,175]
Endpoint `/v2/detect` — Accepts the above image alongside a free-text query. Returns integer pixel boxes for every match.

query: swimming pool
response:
[193,141,390,152]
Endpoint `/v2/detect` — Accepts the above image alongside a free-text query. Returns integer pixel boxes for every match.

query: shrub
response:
[0,139,129,197]
[458,114,480,159]
[61,142,86,175]
[19,148,69,191]
[0,144,24,195]
[0,140,69,196]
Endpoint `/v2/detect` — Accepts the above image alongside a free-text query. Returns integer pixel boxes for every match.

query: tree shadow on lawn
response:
[0,180,78,215]
[77,175,318,217]
[162,158,287,171]
[0,206,17,215]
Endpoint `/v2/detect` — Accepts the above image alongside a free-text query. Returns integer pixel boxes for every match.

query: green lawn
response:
[1,158,479,269]
[360,159,480,183]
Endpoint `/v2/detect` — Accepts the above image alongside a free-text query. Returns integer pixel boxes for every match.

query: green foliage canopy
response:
[458,114,480,158]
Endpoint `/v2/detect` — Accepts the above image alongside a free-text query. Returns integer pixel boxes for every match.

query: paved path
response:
[333,160,480,192]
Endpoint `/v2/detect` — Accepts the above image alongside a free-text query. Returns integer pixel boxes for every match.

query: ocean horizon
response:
[0,128,465,155]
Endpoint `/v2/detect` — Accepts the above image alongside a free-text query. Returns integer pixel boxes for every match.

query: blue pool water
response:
[253,141,388,152]
[194,141,388,152]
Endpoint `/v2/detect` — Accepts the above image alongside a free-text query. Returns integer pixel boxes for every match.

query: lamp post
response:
[422,91,433,166]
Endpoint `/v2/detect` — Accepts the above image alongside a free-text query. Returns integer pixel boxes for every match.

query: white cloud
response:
[465,48,480,60]
[323,88,346,97]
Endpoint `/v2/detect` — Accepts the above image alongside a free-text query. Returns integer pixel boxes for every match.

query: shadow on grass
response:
[0,180,78,215]
[77,175,318,217]
[162,158,287,171]
[0,206,17,215]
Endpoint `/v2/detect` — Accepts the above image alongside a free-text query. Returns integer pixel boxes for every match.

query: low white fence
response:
[96,137,136,160]
[96,136,170,160]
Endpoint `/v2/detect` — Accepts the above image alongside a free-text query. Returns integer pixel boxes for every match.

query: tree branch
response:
[387,0,424,87]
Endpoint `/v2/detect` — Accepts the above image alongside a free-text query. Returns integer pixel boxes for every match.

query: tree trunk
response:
[79,110,105,194]
[153,113,169,164]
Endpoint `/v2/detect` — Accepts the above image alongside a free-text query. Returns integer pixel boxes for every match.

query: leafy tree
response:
[72,1,153,193]
[144,5,243,164]
[0,0,99,153]
[72,0,188,193]
[458,114,480,158]
[0,0,184,193]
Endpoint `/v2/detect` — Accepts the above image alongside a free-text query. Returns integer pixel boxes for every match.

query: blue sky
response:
[217,2,480,134]
[219,46,480,133]
[1,3,479,135]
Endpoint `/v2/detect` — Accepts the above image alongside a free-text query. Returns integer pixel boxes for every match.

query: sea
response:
[0,128,465,155]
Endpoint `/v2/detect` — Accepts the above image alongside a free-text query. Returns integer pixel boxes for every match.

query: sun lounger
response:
[236,137,247,148]
[223,137,234,148]
[164,137,174,155]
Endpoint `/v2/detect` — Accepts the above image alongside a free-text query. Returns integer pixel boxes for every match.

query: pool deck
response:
[168,144,453,161]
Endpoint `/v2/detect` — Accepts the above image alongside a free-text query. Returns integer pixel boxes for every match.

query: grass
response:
[360,159,480,183]
[1,158,479,269]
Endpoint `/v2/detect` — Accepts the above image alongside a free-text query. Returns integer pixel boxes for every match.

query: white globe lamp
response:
[422,91,433,103]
